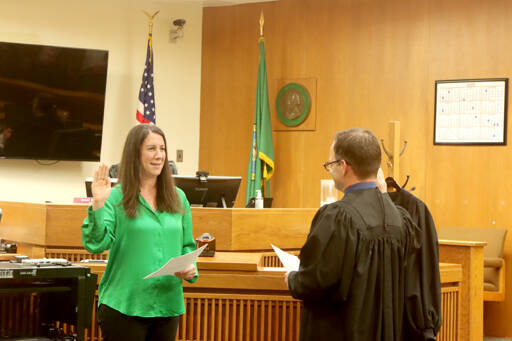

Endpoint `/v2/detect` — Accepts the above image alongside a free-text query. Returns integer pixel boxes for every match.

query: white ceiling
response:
[162,0,278,7]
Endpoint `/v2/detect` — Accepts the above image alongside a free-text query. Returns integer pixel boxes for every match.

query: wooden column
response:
[439,240,485,341]
[388,120,401,179]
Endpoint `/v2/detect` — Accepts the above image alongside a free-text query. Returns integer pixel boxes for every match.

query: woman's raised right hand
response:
[91,164,112,210]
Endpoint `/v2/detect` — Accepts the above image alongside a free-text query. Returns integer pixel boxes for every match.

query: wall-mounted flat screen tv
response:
[0,41,108,161]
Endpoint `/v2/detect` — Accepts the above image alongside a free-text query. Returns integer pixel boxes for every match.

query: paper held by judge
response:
[271,244,300,271]
[144,245,207,279]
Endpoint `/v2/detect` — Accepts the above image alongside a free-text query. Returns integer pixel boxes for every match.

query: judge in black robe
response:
[286,128,420,341]
[288,186,419,341]
[388,189,442,340]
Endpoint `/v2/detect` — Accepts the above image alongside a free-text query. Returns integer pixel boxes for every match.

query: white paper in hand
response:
[271,244,300,271]
[144,245,207,279]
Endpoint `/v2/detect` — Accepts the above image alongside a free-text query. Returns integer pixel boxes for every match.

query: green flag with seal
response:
[245,37,274,206]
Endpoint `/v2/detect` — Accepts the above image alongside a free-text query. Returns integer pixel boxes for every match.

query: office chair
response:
[108,160,178,178]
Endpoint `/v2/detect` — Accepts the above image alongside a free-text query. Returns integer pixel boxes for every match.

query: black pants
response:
[97,304,180,341]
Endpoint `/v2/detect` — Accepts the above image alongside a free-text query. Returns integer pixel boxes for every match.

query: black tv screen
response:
[0,42,108,161]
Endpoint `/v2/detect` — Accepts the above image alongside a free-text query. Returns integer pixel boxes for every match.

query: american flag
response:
[136,33,156,124]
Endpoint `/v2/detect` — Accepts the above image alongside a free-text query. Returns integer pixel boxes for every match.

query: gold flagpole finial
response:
[259,11,264,38]
[142,10,160,34]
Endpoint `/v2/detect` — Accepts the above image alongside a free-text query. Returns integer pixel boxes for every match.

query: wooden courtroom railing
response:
[439,240,485,341]
[0,202,463,340]
[180,293,301,341]
[0,250,462,341]
[46,248,108,262]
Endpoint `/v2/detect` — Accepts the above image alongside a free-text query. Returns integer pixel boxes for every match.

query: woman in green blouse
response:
[82,124,197,341]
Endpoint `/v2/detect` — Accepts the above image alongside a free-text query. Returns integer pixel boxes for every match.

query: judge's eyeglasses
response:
[323,159,341,171]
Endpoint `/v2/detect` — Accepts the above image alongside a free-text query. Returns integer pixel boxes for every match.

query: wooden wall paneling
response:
[0,202,87,250]
[45,204,88,247]
[1,203,318,253]
[200,0,429,208]
[16,244,45,258]
[200,0,512,336]
[429,145,512,337]
[191,207,233,250]
[424,0,512,336]
[199,5,262,208]
[191,207,316,251]
[0,201,46,246]
[230,208,315,250]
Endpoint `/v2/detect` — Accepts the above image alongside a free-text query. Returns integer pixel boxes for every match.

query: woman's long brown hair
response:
[117,124,182,218]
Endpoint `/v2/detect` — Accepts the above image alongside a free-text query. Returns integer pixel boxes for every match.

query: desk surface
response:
[439,239,487,247]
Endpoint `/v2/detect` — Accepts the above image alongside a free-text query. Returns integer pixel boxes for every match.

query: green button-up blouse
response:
[81,185,198,317]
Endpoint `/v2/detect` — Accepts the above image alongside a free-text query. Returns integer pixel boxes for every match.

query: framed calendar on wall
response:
[434,78,508,145]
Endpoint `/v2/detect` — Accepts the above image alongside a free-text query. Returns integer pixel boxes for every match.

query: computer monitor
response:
[173,175,242,208]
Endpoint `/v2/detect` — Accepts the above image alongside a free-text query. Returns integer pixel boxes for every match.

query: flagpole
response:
[259,11,264,38]
[142,10,160,34]
[142,10,159,63]
[246,10,274,204]
[259,11,266,197]
[136,10,159,125]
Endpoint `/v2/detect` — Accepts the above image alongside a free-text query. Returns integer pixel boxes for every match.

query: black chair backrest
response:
[108,161,178,178]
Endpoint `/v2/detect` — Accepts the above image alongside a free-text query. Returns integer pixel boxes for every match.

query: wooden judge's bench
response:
[0,201,484,341]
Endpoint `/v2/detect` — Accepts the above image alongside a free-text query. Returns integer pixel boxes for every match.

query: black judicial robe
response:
[288,188,420,341]
[388,190,442,341]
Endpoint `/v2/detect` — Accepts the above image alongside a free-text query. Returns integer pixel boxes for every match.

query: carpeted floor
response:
[485,337,512,341]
